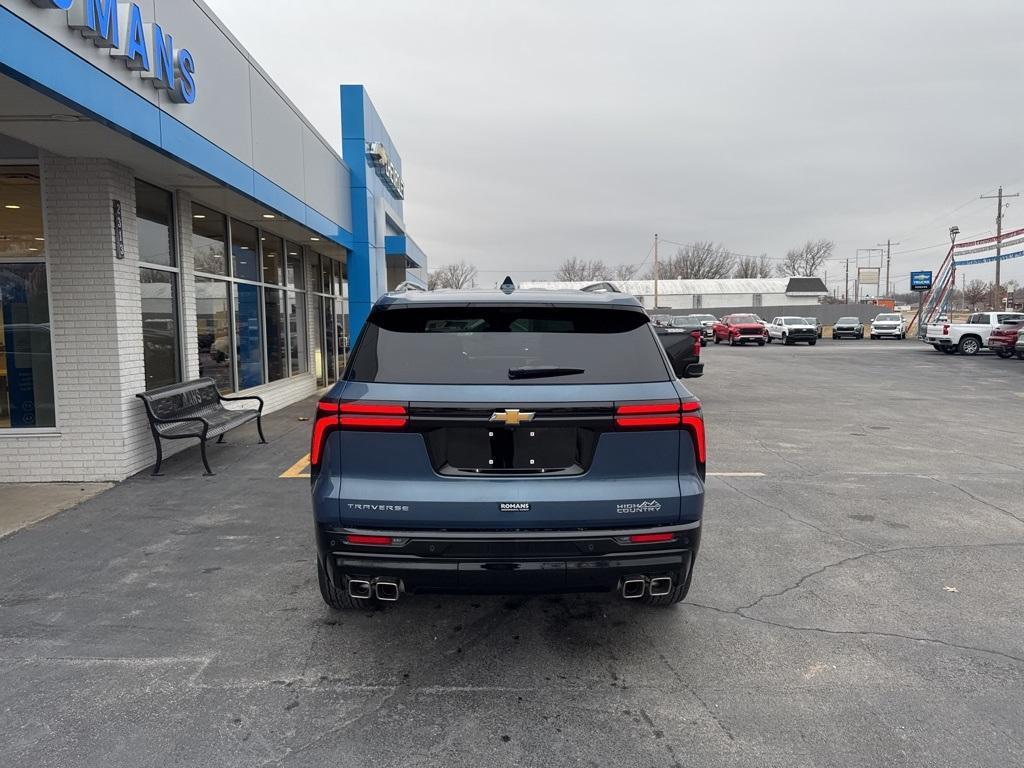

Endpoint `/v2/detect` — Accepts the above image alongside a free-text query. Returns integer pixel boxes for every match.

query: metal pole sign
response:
[911,270,932,339]
[910,270,932,291]
[112,200,125,260]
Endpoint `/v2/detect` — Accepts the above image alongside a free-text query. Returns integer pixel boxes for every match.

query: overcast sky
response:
[206,0,1024,293]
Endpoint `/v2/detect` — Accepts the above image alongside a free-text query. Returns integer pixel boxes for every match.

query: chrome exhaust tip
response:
[649,577,673,597]
[621,577,646,599]
[347,579,371,599]
[374,580,400,602]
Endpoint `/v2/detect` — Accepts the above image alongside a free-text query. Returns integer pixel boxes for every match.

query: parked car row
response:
[923,311,1024,356]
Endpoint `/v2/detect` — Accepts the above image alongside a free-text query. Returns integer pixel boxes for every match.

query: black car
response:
[803,317,823,339]
[684,314,718,340]
[832,316,864,339]
[655,319,704,378]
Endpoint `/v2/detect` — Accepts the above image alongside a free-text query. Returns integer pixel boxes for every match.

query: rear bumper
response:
[924,336,953,346]
[316,522,701,595]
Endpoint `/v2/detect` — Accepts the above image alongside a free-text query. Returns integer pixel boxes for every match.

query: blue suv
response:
[310,286,705,607]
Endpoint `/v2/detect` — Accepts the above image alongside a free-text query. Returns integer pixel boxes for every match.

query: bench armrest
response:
[218,393,264,412]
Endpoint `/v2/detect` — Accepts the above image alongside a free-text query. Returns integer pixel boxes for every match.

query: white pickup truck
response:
[923,311,1024,355]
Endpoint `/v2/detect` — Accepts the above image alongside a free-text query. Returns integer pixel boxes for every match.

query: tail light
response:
[681,401,706,466]
[615,400,706,469]
[942,324,950,335]
[344,534,395,546]
[690,329,701,353]
[627,532,676,544]
[310,400,408,470]
[616,402,682,428]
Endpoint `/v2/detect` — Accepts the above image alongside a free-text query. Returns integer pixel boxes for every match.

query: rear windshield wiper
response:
[508,365,585,380]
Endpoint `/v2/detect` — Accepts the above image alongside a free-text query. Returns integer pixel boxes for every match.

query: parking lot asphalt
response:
[1,340,1022,768]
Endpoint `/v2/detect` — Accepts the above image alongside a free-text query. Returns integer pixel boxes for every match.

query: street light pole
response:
[653,233,659,311]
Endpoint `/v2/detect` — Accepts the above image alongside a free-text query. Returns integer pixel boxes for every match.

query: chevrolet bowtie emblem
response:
[489,408,535,426]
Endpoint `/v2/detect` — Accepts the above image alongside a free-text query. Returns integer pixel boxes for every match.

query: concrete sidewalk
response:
[0,482,113,539]
[0,395,316,539]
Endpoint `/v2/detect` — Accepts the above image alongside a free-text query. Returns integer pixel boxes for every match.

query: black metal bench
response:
[136,377,266,475]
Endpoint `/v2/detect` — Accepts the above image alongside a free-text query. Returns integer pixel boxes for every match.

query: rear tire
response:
[996,349,1013,359]
[941,346,956,355]
[317,557,374,611]
[932,344,943,351]
[783,333,792,345]
[766,335,773,344]
[714,336,721,345]
[958,336,981,356]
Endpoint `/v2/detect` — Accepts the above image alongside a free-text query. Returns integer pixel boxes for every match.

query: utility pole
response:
[980,186,1019,308]
[652,233,659,311]
[844,258,849,303]
[877,239,900,297]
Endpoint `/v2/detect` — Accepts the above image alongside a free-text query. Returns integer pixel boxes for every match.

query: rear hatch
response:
[312,301,704,530]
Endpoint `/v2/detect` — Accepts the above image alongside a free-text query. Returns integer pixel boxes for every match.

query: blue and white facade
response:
[0,0,426,481]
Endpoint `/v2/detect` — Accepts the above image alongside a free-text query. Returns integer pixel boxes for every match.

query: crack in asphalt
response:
[736,541,1024,613]
[685,601,1024,667]
[717,476,869,551]
[926,477,1024,525]
[752,437,809,472]
[687,541,1024,667]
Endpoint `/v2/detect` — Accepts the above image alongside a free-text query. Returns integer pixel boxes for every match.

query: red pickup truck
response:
[987,319,1024,358]
[712,314,768,346]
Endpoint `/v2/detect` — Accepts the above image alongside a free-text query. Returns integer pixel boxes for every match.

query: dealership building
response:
[0,1,426,481]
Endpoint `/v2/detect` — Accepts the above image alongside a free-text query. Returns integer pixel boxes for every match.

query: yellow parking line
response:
[707,472,766,477]
[280,453,311,479]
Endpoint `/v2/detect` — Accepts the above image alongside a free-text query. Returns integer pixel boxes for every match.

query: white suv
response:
[870,313,907,340]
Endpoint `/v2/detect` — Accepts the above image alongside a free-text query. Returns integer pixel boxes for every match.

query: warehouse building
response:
[0,1,426,481]
[521,277,829,310]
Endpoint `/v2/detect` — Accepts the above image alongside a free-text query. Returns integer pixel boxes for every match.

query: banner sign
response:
[953,248,1024,267]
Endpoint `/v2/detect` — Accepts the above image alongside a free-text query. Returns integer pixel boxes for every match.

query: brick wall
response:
[0,155,324,483]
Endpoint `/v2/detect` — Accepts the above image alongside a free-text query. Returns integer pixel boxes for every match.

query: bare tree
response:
[648,241,734,280]
[776,239,833,276]
[555,257,610,282]
[427,261,477,290]
[733,253,773,278]
[611,263,639,281]
[962,279,989,311]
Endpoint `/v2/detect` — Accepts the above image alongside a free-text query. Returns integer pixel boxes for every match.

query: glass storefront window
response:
[137,180,181,390]
[288,291,307,374]
[321,297,336,387]
[195,277,233,392]
[192,204,227,275]
[0,165,54,430]
[264,287,287,382]
[0,262,55,429]
[136,181,175,267]
[262,233,284,285]
[140,268,181,389]
[234,283,263,389]
[231,220,259,282]
[286,245,303,290]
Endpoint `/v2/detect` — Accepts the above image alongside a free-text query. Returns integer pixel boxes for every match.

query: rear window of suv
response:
[345,306,672,385]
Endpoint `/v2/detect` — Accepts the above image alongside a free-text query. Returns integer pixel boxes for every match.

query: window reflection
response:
[196,277,233,392]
